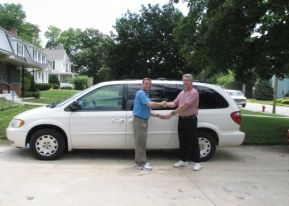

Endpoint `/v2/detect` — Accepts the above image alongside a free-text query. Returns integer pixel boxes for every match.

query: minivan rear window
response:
[177,85,229,109]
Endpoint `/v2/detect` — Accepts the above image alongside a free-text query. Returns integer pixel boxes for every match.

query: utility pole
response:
[272,75,278,114]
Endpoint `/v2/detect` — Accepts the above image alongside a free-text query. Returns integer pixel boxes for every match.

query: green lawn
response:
[1,92,289,145]
[23,89,80,104]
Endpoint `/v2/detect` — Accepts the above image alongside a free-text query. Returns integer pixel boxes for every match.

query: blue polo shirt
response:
[133,89,151,119]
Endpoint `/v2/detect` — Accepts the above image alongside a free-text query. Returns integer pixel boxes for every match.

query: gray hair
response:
[182,74,193,81]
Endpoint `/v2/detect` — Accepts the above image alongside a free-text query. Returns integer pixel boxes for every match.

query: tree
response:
[0,3,41,47]
[254,79,274,100]
[44,25,62,49]
[73,28,111,84]
[45,26,82,58]
[107,3,186,79]
[0,3,25,30]
[173,0,289,81]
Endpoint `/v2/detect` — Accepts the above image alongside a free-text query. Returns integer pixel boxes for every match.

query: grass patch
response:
[240,109,286,117]
[23,89,80,105]
[240,115,289,145]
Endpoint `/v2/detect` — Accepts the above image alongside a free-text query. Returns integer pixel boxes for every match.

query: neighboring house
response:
[42,43,77,88]
[272,75,289,98]
[0,27,48,101]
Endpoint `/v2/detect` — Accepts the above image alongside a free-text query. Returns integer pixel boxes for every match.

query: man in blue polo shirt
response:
[133,78,166,171]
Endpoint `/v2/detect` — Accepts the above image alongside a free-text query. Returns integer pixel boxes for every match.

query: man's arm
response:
[147,101,166,108]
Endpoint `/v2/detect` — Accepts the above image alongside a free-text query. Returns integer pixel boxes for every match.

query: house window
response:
[17,43,23,57]
[33,49,37,61]
[42,55,46,63]
[281,86,285,95]
[50,61,55,70]
[38,52,41,63]
[64,63,69,72]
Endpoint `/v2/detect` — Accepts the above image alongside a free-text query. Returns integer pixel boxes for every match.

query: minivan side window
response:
[77,84,124,111]
[176,84,229,109]
[127,84,180,111]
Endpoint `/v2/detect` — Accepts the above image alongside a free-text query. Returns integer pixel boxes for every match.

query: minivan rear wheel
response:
[196,131,216,162]
[29,129,65,160]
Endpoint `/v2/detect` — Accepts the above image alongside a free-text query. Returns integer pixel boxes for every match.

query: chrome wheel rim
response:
[35,135,58,156]
[198,137,211,158]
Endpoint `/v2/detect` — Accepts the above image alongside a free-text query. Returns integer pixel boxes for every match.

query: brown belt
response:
[179,115,196,119]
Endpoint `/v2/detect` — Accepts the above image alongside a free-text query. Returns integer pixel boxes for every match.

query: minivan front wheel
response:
[29,129,65,160]
[197,131,216,162]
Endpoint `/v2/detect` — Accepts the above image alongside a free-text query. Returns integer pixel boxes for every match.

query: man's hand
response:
[164,112,173,120]
[160,101,167,108]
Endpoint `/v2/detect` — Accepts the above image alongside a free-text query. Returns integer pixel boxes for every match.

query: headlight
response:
[10,119,25,128]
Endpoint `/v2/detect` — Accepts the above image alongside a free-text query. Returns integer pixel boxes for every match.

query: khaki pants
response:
[133,116,148,167]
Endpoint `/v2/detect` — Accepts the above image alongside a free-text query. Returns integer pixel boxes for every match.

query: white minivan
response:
[6,80,245,161]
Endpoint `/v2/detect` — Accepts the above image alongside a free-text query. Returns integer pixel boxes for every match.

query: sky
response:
[1,0,188,44]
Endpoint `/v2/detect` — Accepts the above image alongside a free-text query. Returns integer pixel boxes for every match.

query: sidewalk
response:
[21,101,48,106]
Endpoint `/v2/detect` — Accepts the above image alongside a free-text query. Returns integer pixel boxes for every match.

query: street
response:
[0,144,289,205]
[243,102,289,116]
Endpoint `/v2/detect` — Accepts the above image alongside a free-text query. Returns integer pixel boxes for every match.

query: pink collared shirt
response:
[173,87,199,116]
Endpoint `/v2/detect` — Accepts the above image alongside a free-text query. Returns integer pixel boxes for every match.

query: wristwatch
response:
[172,111,175,115]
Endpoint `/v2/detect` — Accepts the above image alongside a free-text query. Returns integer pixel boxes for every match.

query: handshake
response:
[160,101,168,108]
[156,101,174,120]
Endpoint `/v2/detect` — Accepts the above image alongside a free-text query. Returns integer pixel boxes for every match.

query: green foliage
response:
[60,86,73,90]
[240,115,288,145]
[254,79,273,100]
[216,71,243,89]
[0,3,25,29]
[67,75,89,90]
[20,68,37,97]
[0,3,41,46]
[49,74,60,85]
[44,25,62,49]
[35,83,51,91]
[174,0,289,82]
[277,98,289,105]
[75,29,110,84]
[108,3,185,80]
[51,84,60,89]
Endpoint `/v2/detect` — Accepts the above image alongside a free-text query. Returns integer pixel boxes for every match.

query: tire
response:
[242,104,246,107]
[29,129,65,160]
[197,131,216,162]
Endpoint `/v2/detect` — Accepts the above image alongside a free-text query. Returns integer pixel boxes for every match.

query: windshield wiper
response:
[46,101,61,108]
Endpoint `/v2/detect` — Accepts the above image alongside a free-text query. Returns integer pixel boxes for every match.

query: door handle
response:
[112,119,124,124]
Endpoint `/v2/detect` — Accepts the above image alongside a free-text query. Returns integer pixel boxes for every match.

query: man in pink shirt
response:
[165,74,201,171]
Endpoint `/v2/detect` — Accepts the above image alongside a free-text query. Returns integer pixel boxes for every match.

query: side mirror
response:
[70,101,81,111]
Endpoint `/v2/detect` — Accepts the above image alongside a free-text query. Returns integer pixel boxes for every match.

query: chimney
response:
[10,27,17,36]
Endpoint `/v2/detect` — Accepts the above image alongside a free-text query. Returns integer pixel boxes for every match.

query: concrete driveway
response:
[0,144,289,206]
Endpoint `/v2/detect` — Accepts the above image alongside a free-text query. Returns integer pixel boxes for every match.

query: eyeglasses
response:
[183,79,192,82]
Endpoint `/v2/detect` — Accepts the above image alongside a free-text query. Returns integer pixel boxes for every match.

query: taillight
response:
[287,129,289,139]
[230,111,242,125]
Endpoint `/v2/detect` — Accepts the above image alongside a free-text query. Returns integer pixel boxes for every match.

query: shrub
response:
[281,99,289,104]
[49,75,60,85]
[35,83,51,91]
[276,98,283,103]
[67,75,89,90]
[50,83,60,89]
[60,86,73,90]
[254,79,273,100]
